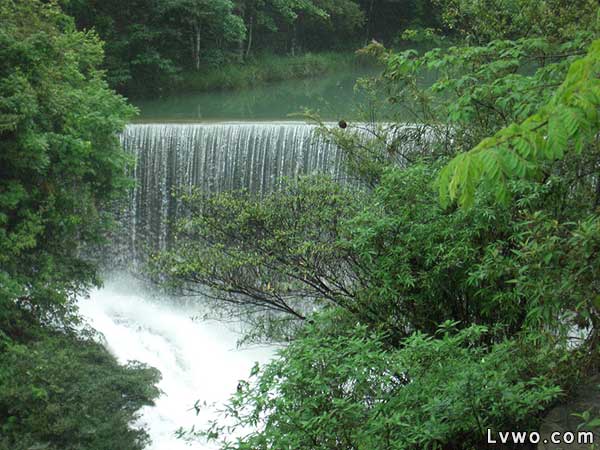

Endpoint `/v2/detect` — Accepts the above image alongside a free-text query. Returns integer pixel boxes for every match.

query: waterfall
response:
[85,120,429,449]
[83,122,389,449]
[115,122,346,263]
[90,122,342,449]
[78,277,274,450]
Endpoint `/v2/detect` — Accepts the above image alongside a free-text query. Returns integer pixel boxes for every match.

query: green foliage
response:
[60,0,180,94]
[346,16,600,345]
[157,0,247,71]
[432,0,599,43]
[358,7,599,209]
[475,209,600,343]
[175,163,600,447]
[0,4,160,449]
[145,1,600,448]
[330,160,600,346]
[175,51,361,92]
[364,32,596,152]
[152,176,363,321]
[0,322,160,450]
[197,318,564,450]
[0,0,134,326]
[346,163,517,338]
[61,0,439,95]
[438,39,600,208]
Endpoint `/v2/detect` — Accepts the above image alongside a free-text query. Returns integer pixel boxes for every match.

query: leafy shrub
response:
[0,4,161,449]
[199,318,563,450]
[175,52,363,93]
[0,0,134,326]
[0,325,160,450]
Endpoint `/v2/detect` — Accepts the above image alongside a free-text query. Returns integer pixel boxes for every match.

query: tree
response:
[432,0,599,43]
[158,0,246,70]
[0,325,160,450]
[194,319,564,450]
[301,0,365,51]
[152,177,363,322]
[59,0,444,94]
[60,0,180,95]
[234,0,331,57]
[437,39,600,208]
[0,2,159,447]
[0,0,134,326]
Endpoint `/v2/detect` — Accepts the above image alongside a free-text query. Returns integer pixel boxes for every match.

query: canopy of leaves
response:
[0,3,160,449]
[438,39,600,208]
[152,177,364,322]
[432,0,599,43]
[0,0,134,326]
[60,0,439,95]
[0,317,160,450]
[198,320,565,450]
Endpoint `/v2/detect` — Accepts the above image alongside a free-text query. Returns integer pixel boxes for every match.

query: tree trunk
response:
[245,15,254,59]
[290,22,297,56]
[365,0,375,44]
[595,168,600,207]
[192,22,201,71]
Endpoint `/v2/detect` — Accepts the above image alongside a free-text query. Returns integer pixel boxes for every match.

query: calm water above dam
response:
[132,67,381,122]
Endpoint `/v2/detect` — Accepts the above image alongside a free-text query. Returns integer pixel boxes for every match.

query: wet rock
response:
[538,375,600,450]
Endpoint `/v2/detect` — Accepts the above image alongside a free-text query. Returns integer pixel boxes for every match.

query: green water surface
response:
[132,67,381,122]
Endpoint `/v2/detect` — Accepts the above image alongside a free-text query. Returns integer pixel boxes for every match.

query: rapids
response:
[82,120,421,447]
[78,278,274,449]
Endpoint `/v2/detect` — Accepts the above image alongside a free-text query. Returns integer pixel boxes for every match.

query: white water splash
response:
[78,279,274,450]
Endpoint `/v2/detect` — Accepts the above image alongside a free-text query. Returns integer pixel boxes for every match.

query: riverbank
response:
[172,52,376,94]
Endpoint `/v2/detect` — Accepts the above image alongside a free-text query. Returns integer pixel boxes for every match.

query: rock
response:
[538,375,600,450]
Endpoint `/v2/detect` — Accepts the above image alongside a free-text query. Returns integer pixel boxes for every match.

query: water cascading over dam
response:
[116,122,347,263]
[82,121,352,449]
[84,120,428,449]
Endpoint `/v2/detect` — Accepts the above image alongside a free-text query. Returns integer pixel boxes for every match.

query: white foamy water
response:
[78,279,274,449]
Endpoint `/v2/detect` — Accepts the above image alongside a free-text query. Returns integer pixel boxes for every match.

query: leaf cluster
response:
[152,176,364,321]
[0,0,134,326]
[0,4,161,449]
[0,321,160,450]
[438,39,600,207]
[201,320,564,450]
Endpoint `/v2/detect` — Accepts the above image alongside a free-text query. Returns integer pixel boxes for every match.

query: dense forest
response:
[2,0,600,449]
[0,2,160,449]
[59,0,438,95]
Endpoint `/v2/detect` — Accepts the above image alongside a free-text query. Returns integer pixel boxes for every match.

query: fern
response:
[438,40,600,208]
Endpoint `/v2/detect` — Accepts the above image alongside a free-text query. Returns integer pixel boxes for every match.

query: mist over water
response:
[83,118,426,447]
[84,118,425,448]
[83,121,344,448]
[78,277,274,449]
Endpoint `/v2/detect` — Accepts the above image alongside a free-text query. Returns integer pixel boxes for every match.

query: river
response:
[131,66,380,122]
[81,69,378,449]
[78,277,274,449]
